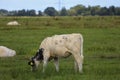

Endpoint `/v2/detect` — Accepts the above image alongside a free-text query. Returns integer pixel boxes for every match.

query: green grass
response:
[0,16,120,80]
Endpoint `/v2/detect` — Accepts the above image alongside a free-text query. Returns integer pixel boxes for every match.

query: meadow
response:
[0,16,120,80]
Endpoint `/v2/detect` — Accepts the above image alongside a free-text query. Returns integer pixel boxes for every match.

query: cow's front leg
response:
[54,57,59,72]
[43,56,49,73]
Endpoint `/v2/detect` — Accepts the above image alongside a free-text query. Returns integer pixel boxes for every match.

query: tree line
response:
[0,4,120,16]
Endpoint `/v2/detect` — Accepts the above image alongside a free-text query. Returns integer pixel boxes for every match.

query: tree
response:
[0,9,8,16]
[109,6,115,15]
[68,9,77,16]
[90,6,101,16]
[8,10,18,16]
[99,7,109,15]
[60,7,68,16]
[71,4,86,15]
[44,7,58,16]
[28,10,36,16]
[16,9,36,16]
[38,10,43,16]
[115,7,120,15]
[17,9,26,16]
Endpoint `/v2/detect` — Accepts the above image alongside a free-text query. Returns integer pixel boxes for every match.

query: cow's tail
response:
[80,34,83,56]
[80,34,84,64]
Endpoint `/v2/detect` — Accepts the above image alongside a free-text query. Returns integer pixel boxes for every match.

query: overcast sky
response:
[0,0,120,11]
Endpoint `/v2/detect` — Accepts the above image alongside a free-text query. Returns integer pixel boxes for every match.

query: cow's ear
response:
[39,48,44,54]
[37,48,44,60]
[39,48,44,53]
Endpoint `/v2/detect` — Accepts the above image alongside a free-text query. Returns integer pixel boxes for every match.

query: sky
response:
[0,0,120,11]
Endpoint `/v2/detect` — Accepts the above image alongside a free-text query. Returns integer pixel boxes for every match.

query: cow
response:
[0,46,16,57]
[28,33,84,73]
[7,21,20,26]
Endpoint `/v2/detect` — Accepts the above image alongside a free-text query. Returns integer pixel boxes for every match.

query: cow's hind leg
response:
[73,54,84,73]
[74,61,78,72]
[78,55,84,73]
[54,57,59,72]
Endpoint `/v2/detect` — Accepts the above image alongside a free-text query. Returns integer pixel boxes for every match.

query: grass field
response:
[0,16,120,80]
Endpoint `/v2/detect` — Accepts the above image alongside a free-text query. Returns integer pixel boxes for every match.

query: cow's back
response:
[40,33,83,47]
[40,33,83,52]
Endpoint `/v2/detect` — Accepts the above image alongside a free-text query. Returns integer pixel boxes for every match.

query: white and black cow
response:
[28,33,84,73]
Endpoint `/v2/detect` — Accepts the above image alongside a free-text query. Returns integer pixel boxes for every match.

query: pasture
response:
[0,16,120,80]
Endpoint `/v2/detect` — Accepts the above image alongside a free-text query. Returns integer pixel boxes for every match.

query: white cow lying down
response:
[7,21,20,26]
[0,46,16,57]
[28,33,84,73]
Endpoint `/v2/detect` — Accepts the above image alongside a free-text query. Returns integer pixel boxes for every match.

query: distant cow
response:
[0,46,16,57]
[7,21,20,26]
[28,33,84,73]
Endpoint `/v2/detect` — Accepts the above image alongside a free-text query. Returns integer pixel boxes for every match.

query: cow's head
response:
[28,48,44,71]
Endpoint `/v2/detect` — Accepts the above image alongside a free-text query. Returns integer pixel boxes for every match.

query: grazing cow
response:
[0,46,16,57]
[28,33,84,73]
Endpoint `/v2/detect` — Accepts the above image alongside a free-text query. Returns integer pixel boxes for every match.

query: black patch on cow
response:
[34,48,44,61]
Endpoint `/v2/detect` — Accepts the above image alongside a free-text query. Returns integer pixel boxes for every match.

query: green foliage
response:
[0,16,120,80]
[44,7,58,16]
[0,9,8,16]
[1,4,120,16]
[60,7,68,16]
